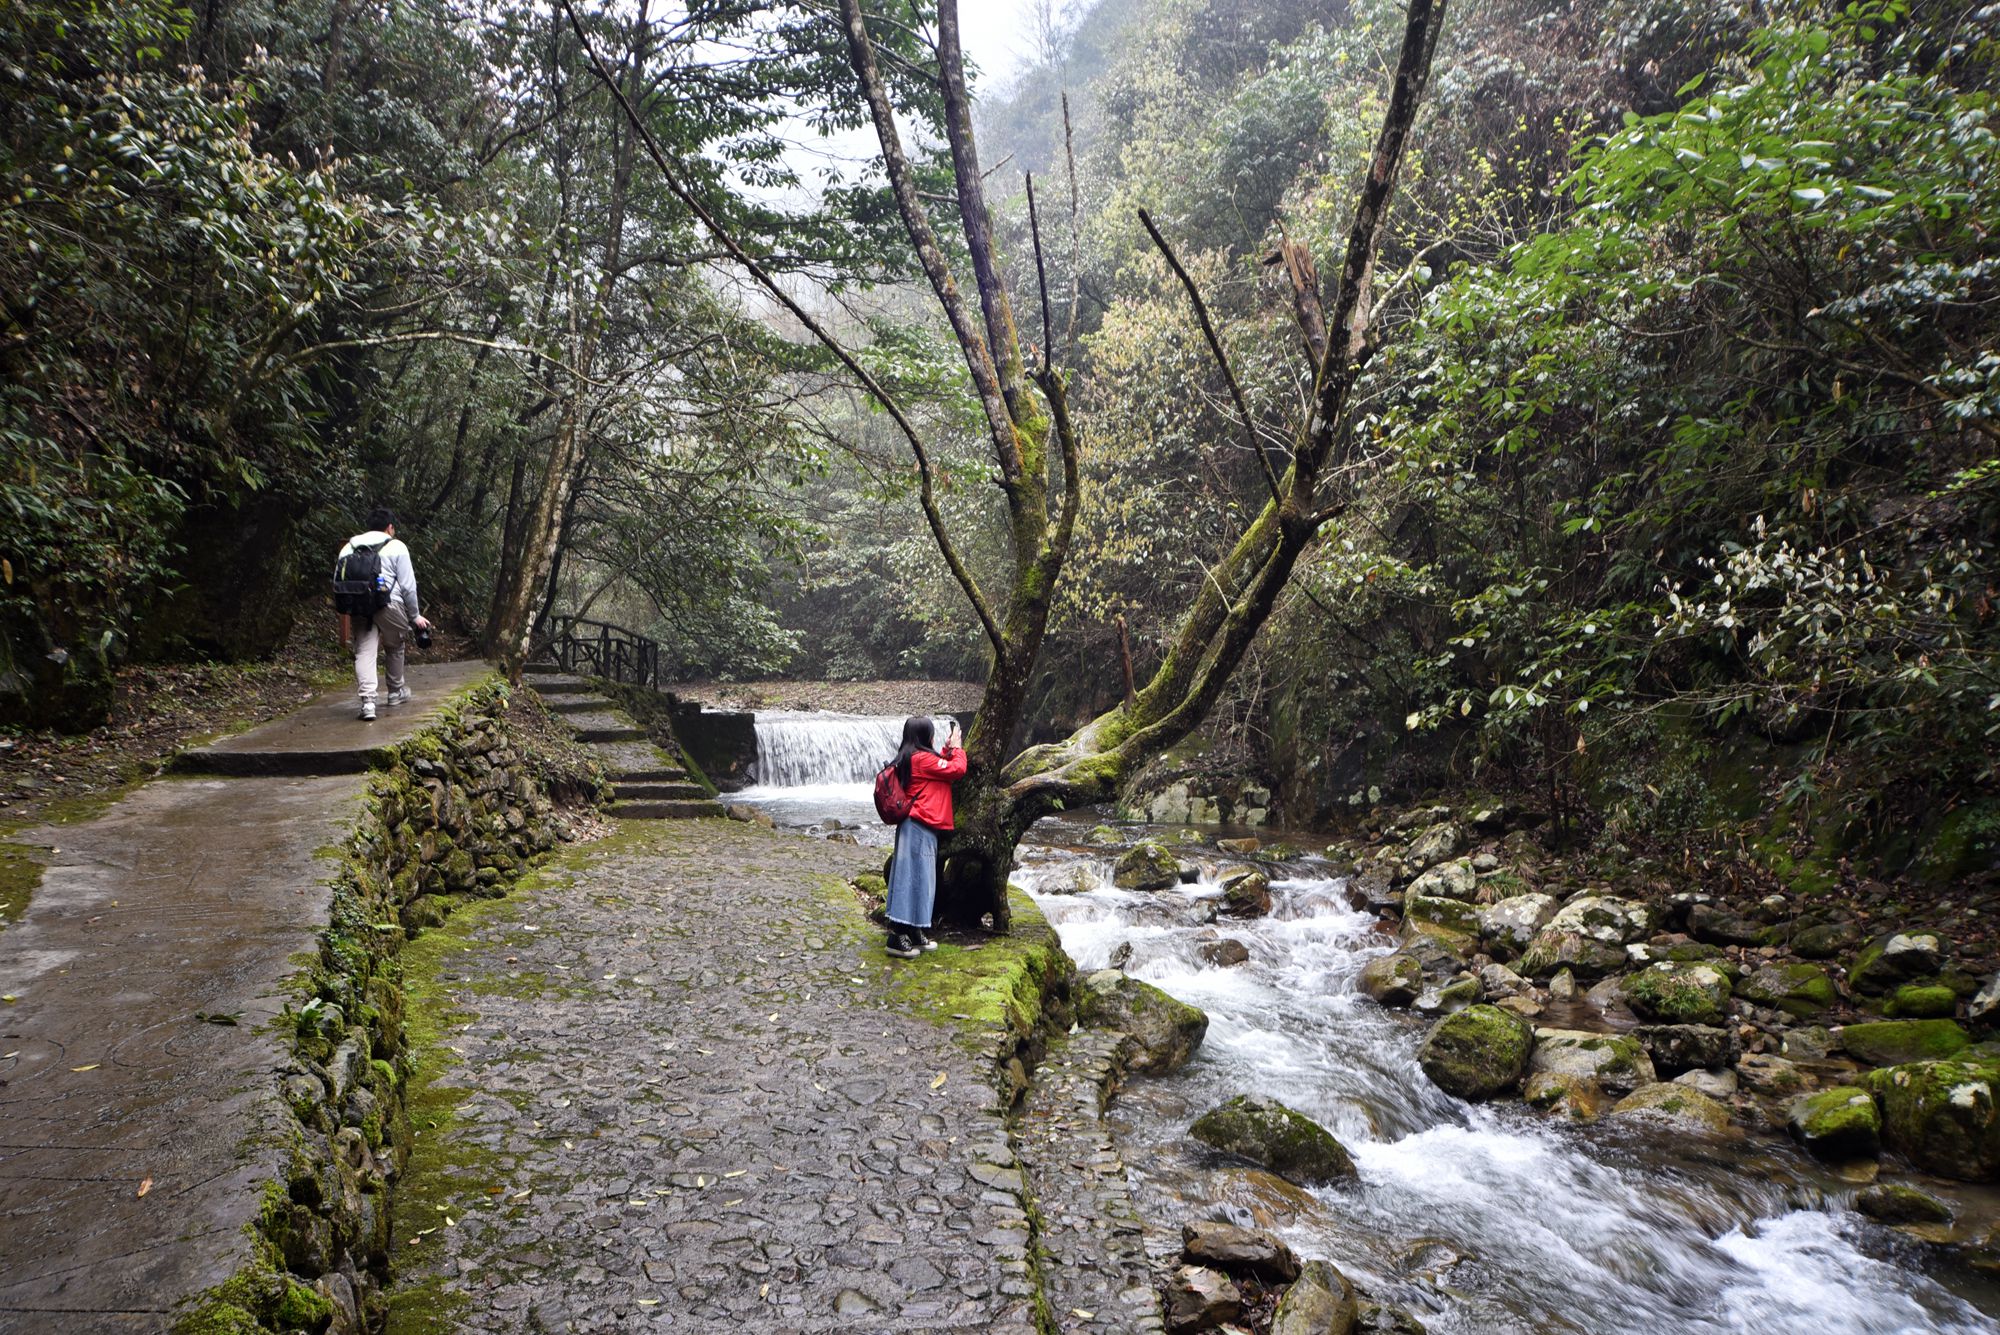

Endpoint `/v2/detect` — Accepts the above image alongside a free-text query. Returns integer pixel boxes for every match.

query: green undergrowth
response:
[887,889,1073,1052]
[0,832,42,924]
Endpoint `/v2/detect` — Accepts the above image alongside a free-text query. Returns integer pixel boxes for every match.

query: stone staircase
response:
[525,665,723,820]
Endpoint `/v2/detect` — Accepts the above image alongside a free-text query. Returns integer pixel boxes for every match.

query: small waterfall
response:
[751,711,905,786]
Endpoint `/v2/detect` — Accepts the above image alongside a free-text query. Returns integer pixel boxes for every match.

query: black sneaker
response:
[885,932,920,960]
[913,929,939,953]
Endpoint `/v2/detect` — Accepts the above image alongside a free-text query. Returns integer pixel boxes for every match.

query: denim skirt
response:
[886,819,939,928]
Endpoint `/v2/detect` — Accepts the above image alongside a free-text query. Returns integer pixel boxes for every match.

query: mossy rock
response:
[1407,858,1477,901]
[1518,929,1627,980]
[1529,1029,1655,1096]
[1791,920,1863,960]
[1609,1082,1732,1134]
[1848,931,1947,996]
[1403,892,1481,937]
[1840,1019,1971,1067]
[1854,1182,1953,1225]
[1786,1086,1881,1160]
[1884,983,1958,1020]
[1190,1095,1357,1186]
[1864,1059,2000,1181]
[1399,918,1479,967]
[1358,952,1423,1007]
[1523,1070,1607,1122]
[1736,962,1836,1019]
[1623,962,1732,1026]
[1076,970,1208,1074]
[1417,1004,1533,1101]
[1220,868,1273,917]
[1544,895,1653,946]
[1112,841,1184,892]
[1269,1258,1359,1335]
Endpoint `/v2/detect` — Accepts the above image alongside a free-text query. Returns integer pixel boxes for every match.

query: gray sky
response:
[960,0,1047,88]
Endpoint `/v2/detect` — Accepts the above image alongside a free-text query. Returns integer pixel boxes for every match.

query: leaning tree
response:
[566,0,1451,927]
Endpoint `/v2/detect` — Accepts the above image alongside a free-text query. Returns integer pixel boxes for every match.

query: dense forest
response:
[3,0,1996,888]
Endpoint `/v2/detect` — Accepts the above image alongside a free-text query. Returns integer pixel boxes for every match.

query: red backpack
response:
[873,762,913,824]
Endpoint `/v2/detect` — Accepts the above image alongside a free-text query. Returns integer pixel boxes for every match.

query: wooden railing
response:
[542,616,664,691]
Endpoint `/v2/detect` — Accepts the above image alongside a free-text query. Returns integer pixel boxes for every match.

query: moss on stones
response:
[1623,962,1732,1026]
[889,889,1073,1052]
[1841,1018,1971,1067]
[1112,841,1182,891]
[1864,1058,2000,1181]
[1189,1095,1356,1186]
[1418,1004,1534,1101]
[1609,1082,1732,1133]
[1786,1086,1881,1160]
[1736,962,1836,1018]
[1884,983,1958,1019]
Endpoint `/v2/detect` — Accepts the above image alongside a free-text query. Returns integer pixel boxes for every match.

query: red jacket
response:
[906,745,967,831]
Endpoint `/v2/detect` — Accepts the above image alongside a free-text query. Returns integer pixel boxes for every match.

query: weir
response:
[750,711,906,786]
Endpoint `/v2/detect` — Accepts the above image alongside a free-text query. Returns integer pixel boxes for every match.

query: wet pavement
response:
[0,663,490,1331]
[175,660,492,776]
[384,817,1043,1335]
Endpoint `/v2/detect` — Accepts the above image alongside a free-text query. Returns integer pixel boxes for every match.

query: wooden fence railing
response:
[542,616,664,691]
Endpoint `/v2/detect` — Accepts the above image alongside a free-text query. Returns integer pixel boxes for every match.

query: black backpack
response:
[332,540,392,616]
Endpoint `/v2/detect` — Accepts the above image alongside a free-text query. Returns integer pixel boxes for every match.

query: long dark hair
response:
[891,716,936,786]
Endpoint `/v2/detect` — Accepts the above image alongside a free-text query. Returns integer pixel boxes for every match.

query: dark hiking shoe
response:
[885,933,920,960]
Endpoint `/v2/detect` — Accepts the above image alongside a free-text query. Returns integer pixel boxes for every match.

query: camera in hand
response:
[414,624,433,650]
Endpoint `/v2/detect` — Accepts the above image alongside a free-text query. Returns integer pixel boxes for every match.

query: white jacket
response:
[339,531,421,620]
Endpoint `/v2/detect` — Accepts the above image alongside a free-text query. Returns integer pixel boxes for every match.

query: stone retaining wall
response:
[174,681,602,1335]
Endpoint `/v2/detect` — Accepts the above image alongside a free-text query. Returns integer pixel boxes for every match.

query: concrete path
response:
[175,660,491,776]
[384,818,1041,1335]
[0,663,488,1331]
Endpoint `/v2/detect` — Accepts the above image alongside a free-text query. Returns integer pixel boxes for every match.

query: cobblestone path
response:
[385,817,1043,1334]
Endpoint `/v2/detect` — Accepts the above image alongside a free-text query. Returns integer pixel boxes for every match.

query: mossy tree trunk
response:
[580,0,1451,930]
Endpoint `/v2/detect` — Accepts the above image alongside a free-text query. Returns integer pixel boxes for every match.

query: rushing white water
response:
[726,711,1999,1333]
[1015,858,2000,1335]
[750,711,905,786]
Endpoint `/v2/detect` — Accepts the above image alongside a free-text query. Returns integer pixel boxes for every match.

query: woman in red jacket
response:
[885,715,967,958]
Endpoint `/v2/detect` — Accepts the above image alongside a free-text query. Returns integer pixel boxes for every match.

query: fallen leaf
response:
[136,1177,153,1198]
[512,1189,532,1201]
[760,1283,770,1299]
[2,995,17,1004]
[724,1197,743,1206]
[71,1063,98,1072]
[1072,1309,1095,1320]
[723,1169,746,1178]
[637,1299,660,1307]
[930,1071,947,1089]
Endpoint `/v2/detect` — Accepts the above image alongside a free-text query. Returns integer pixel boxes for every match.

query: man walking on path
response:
[335,507,429,721]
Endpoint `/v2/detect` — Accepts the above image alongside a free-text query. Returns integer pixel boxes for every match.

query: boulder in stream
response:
[1358,952,1423,1007]
[1113,841,1185,891]
[1847,930,1947,996]
[1403,821,1462,872]
[1181,1220,1301,1282]
[1165,1264,1243,1334]
[1356,1302,1429,1334]
[1635,1024,1739,1075]
[1076,970,1208,1073]
[1609,1082,1733,1134]
[1199,938,1252,968]
[1477,893,1558,961]
[1220,868,1273,917]
[1517,929,1627,979]
[1864,1058,2000,1181]
[1622,962,1733,1026]
[1407,858,1476,901]
[1269,1259,1358,1335]
[1839,1018,1971,1067]
[1417,1005,1534,1101]
[1854,1182,1953,1225]
[1734,962,1836,1019]
[1530,1029,1656,1096]
[1545,895,1655,946]
[1786,1086,1881,1160]
[1523,1071,1608,1122]
[1189,1095,1358,1186]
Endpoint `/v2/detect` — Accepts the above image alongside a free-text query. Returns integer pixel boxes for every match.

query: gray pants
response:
[354,605,410,703]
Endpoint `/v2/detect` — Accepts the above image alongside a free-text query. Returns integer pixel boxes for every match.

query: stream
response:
[726,709,2000,1334]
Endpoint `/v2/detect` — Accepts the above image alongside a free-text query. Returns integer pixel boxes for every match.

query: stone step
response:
[577,726,648,744]
[523,662,565,676]
[588,740,680,774]
[614,782,708,802]
[548,696,616,714]
[613,798,725,820]
[608,766,688,785]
